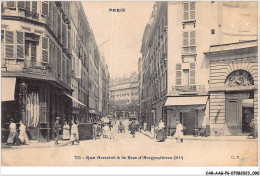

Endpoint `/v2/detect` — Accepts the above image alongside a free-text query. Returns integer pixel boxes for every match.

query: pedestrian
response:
[62,121,70,140]
[92,122,98,140]
[18,120,29,145]
[103,124,110,138]
[7,118,19,145]
[248,119,256,139]
[156,120,166,142]
[150,125,155,139]
[174,119,184,143]
[70,120,80,145]
[143,122,147,131]
[54,117,61,145]
[129,120,136,138]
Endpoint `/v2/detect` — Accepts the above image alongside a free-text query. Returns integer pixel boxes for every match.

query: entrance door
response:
[226,99,240,135]
[182,109,197,135]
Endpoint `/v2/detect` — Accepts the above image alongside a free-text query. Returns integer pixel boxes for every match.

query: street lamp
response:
[19,81,27,122]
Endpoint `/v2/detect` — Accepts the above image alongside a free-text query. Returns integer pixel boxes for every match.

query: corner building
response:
[139,1,257,136]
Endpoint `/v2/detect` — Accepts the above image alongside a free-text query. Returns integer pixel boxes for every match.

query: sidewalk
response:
[140,130,258,142]
[2,140,71,149]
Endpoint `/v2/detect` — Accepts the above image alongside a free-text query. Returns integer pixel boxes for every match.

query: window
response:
[176,63,182,85]
[182,31,196,54]
[16,31,24,59]
[42,37,49,63]
[42,2,48,16]
[5,31,14,59]
[6,1,16,9]
[190,62,195,84]
[183,2,195,21]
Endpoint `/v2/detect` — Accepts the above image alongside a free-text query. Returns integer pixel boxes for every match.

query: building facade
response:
[1,1,72,141]
[139,1,257,135]
[1,1,110,142]
[109,72,139,116]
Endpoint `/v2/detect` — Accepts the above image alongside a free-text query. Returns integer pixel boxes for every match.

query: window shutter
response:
[49,40,52,66]
[58,12,61,40]
[5,31,14,59]
[6,1,15,8]
[190,62,195,84]
[62,21,67,49]
[176,63,182,85]
[57,48,61,77]
[42,37,49,63]
[32,1,37,13]
[183,2,189,21]
[190,2,195,20]
[16,31,24,59]
[190,31,196,45]
[47,2,52,27]
[62,54,65,82]
[183,31,189,46]
[42,2,48,16]
[18,1,25,9]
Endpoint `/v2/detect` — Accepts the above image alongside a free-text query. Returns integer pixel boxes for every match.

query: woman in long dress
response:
[62,121,70,140]
[103,124,110,138]
[174,120,184,142]
[18,120,29,145]
[7,118,19,145]
[156,120,166,142]
[70,120,80,145]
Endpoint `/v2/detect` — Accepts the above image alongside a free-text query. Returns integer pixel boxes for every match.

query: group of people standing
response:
[149,119,184,143]
[7,118,29,145]
[54,117,80,145]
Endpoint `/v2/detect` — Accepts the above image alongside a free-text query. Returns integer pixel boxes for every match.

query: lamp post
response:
[19,81,27,123]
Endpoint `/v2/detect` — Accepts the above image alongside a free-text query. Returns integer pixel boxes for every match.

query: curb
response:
[140,131,257,142]
[2,141,72,149]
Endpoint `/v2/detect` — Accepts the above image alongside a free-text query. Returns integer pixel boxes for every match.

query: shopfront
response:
[164,96,209,136]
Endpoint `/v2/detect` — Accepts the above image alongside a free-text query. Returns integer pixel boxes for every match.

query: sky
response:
[82,1,154,79]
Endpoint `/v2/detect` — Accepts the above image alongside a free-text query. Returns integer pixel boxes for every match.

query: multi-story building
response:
[1,1,72,141]
[69,2,109,123]
[1,1,110,142]
[139,1,257,135]
[109,72,139,115]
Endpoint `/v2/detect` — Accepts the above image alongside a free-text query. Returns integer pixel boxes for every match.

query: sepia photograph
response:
[0,0,259,171]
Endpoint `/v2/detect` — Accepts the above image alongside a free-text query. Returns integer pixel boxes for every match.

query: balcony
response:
[182,46,196,55]
[169,85,207,96]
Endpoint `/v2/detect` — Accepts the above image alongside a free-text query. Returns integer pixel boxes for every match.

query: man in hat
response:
[54,117,61,145]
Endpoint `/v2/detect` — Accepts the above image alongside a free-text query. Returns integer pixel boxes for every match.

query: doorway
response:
[181,109,197,135]
[225,91,254,135]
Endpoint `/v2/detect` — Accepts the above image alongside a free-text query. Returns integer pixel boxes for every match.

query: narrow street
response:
[2,119,258,166]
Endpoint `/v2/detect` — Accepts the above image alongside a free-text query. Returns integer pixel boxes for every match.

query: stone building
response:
[139,1,257,135]
[109,72,139,116]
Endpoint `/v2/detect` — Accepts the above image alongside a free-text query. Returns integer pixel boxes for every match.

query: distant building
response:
[109,72,139,115]
[139,1,257,135]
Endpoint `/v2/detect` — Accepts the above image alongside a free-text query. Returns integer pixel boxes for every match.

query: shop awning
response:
[164,96,208,106]
[1,78,16,101]
[64,93,86,107]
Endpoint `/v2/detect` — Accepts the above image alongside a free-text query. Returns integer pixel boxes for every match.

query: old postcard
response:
[1,1,258,169]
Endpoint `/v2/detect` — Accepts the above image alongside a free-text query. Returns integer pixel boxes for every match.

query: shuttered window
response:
[47,2,53,27]
[176,63,182,85]
[183,2,189,21]
[5,31,14,59]
[42,37,49,63]
[183,2,195,21]
[49,39,52,66]
[57,48,61,78]
[18,1,25,9]
[58,12,61,40]
[183,31,189,46]
[190,2,195,20]
[16,31,24,59]
[62,54,65,82]
[183,31,196,46]
[42,1,48,16]
[190,62,195,84]
[6,1,15,8]
[62,21,67,48]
